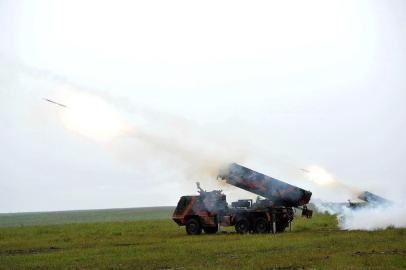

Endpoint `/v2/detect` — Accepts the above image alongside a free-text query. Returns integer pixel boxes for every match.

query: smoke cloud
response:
[307,167,406,231]
[315,199,406,230]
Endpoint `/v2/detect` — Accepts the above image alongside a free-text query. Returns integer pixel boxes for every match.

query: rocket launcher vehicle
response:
[173,163,314,235]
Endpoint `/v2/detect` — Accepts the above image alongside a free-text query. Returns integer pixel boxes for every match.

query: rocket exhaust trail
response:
[43,98,67,108]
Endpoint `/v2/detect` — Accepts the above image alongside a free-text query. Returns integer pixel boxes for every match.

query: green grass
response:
[0,207,174,227]
[0,211,405,269]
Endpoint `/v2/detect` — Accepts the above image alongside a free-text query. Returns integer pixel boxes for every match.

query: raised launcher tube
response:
[358,191,392,206]
[218,163,313,217]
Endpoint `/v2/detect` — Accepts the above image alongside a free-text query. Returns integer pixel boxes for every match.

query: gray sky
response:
[0,0,405,212]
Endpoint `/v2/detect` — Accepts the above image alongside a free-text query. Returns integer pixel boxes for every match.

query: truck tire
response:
[235,219,250,234]
[203,226,218,234]
[185,218,202,235]
[254,217,269,233]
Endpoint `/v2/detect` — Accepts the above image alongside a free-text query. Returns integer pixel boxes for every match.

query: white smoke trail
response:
[1,57,250,193]
[56,84,249,190]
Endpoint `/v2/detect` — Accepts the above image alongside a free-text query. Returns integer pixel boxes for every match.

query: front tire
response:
[185,218,202,235]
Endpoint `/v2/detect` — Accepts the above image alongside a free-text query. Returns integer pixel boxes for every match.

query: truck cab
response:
[172,194,225,235]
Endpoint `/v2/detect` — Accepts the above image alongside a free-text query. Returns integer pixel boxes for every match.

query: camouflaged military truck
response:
[173,163,313,235]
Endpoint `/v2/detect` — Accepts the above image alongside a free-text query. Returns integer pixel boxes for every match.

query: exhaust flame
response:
[59,91,130,142]
[303,165,338,186]
[302,165,360,197]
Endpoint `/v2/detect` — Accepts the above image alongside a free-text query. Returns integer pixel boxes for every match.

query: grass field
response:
[0,209,405,269]
[0,207,174,227]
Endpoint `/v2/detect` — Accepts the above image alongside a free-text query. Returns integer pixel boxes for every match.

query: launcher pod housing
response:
[173,163,313,235]
[218,163,312,208]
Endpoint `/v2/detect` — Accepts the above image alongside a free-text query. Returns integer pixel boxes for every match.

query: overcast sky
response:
[0,0,405,212]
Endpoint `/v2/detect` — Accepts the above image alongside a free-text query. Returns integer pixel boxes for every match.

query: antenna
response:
[196,182,204,194]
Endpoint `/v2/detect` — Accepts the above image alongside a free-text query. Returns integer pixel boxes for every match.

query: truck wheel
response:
[254,217,269,233]
[235,219,250,234]
[203,226,218,234]
[185,218,202,235]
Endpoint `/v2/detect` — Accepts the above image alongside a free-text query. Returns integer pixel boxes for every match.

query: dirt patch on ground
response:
[265,267,305,270]
[0,246,61,256]
[353,249,406,256]
[113,243,139,247]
